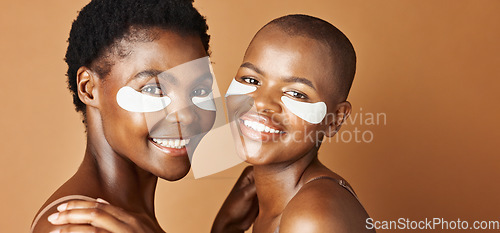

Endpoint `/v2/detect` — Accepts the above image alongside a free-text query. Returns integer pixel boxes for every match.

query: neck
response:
[75,113,158,217]
[253,147,319,217]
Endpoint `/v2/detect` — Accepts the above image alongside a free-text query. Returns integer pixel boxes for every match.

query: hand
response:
[211,166,259,233]
[47,198,162,233]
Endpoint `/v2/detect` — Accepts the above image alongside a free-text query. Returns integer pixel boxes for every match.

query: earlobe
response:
[76,67,99,108]
[325,101,351,137]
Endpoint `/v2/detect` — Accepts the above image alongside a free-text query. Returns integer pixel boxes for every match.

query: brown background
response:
[1,0,500,232]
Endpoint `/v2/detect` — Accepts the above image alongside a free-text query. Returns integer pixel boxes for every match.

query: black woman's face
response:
[96,28,215,181]
[226,28,339,165]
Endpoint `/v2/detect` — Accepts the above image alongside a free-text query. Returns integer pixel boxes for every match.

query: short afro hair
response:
[258,14,356,101]
[65,0,210,117]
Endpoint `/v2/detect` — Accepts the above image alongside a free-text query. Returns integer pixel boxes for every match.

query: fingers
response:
[48,209,132,233]
[58,199,133,224]
[235,166,254,189]
[50,225,111,233]
[239,179,256,200]
[56,199,107,212]
[241,166,254,179]
[49,200,133,233]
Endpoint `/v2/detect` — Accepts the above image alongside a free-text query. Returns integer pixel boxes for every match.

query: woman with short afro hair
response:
[31,0,257,232]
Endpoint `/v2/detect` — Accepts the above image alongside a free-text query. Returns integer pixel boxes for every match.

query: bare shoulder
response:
[31,173,100,233]
[279,178,375,233]
[31,193,98,233]
[31,202,61,233]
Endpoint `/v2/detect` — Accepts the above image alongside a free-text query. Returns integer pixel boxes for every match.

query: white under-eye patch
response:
[225,79,257,97]
[192,92,216,111]
[116,86,171,112]
[281,96,327,124]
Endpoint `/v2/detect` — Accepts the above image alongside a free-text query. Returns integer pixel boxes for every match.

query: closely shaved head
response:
[253,14,356,101]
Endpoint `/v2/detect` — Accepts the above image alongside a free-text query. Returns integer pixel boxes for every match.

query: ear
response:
[76,67,100,108]
[324,101,351,137]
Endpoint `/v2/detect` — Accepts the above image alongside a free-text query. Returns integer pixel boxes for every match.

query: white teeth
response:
[264,126,271,133]
[257,124,265,132]
[152,138,190,149]
[242,120,282,134]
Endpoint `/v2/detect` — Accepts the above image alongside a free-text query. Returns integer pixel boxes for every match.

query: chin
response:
[240,150,274,166]
[157,163,191,181]
[244,158,265,166]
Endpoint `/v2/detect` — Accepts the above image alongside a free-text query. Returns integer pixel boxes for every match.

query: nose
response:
[252,86,282,114]
[164,97,197,126]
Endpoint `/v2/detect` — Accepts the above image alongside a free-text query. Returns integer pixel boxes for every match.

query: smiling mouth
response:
[241,119,284,134]
[150,138,191,149]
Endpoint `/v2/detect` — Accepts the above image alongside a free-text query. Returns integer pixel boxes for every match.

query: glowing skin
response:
[280,96,326,124]
[116,56,217,113]
[225,77,327,124]
[226,21,368,233]
[31,28,220,233]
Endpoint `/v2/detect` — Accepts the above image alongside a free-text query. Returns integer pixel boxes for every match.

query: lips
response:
[151,138,190,149]
[241,119,284,134]
[237,112,286,142]
[148,137,190,157]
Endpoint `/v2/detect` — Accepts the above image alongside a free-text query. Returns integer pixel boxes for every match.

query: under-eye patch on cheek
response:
[225,79,257,97]
[116,86,171,112]
[192,92,216,111]
[281,96,327,124]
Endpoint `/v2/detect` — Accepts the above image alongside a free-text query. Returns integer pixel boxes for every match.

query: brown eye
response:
[192,88,209,97]
[241,77,260,86]
[285,90,308,99]
[141,85,164,96]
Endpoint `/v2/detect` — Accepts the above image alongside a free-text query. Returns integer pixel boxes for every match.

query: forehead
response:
[244,29,336,91]
[104,29,207,83]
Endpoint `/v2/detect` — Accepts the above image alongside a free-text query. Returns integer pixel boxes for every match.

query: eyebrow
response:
[240,62,316,90]
[282,76,316,90]
[132,70,181,85]
[134,69,213,86]
[240,62,264,75]
[132,69,163,81]
[193,72,213,84]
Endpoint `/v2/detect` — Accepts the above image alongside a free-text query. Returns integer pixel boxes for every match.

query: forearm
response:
[211,211,246,233]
